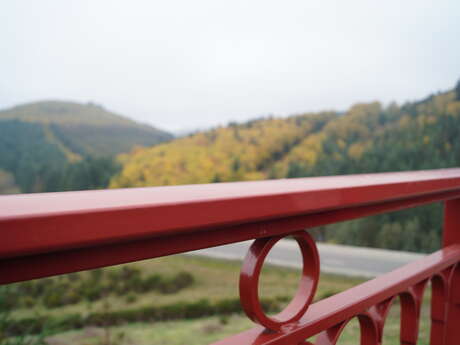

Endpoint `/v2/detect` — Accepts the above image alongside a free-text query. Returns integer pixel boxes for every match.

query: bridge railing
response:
[1,168,460,344]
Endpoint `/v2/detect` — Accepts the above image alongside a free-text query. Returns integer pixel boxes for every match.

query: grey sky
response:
[1,0,459,132]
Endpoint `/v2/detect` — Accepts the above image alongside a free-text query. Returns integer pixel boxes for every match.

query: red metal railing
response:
[1,168,460,344]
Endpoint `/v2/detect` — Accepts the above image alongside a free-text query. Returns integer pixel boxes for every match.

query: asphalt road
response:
[185,239,426,278]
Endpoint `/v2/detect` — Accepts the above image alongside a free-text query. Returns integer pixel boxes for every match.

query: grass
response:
[43,305,432,345]
[331,300,432,345]
[11,254,365,320]
[7,254,434,345]
[44,315,254,345]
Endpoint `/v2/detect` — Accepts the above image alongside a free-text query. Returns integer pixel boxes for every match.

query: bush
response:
[173,271,194,289]
[81,285,102,302]
[89,269,104,282]
[19,296,36,308]
[62,290,81,305]
[124,276,144,293]
[4,295,285,337]
[214,299,241,314]
[66,272,81,282]
[45,314,84,332]
[8,267,197,313]
[120,267,141,281]
[43,292,63,309]
[139,274,162,292]
[125,294,137,304]
[158,271,195,294]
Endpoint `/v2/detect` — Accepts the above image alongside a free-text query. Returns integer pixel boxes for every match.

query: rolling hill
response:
[0,100,172,193]
[111,85,460,188]
[109,81,460,252]
[0,101,172,157]
[2,83,460,251]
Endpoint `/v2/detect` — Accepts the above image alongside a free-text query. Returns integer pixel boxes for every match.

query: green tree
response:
[455,78,460,101]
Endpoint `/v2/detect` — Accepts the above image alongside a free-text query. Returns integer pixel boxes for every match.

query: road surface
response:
[185,239,425,278]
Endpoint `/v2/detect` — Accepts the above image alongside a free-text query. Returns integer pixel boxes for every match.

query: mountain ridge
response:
[108,83,460,252]
[0,100,172,193]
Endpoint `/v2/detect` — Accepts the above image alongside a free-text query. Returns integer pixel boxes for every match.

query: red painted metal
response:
[1,168,460,344]
[445,263,460,345]
[239,231,319,331]
[314,313,378,345]
[443,198,460,344]
[430,271,449,345]
[444,198,460,247]
[2,170,460,284]
[2,168,460,260]
[213,244,460,345]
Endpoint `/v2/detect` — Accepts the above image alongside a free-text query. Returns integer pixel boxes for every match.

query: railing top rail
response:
[2,168,460,262]
[4,168,460,219]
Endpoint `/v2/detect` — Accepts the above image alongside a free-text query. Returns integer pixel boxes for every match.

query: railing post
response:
[444,199,460,247]
[443,199,460,345]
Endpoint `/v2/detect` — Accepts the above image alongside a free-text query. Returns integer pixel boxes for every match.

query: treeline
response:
[111,81,460,253]
[4,266,194,310]
[275,90,460,253]
[41,157,120,193]
[0,120,121,193]
[0,101,172,157]
[110,112,336,187]
[2,84,460,252]
[0,100,172,194]
[0,120,68,193]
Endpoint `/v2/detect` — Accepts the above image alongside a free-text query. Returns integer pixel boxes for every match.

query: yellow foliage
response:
[399,115,411,128]
[348,143,366,160]
[109,91,460,189]
[337,139,346,149]
[110,112,335,188]
[447,102,460,117]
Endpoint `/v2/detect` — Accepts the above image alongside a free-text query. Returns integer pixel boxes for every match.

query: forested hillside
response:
[110,112,336,187]
[111,82,460,252]
[2,85,459,251]
[0,101,172,193]
[0,101,172,157]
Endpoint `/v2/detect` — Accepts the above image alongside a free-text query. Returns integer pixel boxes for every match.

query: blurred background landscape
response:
[1,0,460,344]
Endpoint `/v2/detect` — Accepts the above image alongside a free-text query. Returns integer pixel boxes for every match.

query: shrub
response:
[120,267,141,281]
[125,294,137,304]
[43,292,63,309]
[62,290,81,305]
[19,296,36,308]
[89,269,104,282]
[4,295,286,336]
[45,314,84,332]
[173,271,194,289]
[214,299,241,314]
[66,272,81,282]
[124,276,143,293]
[81,285,102,302]
[158,271,195,294]
[139,274,162,292]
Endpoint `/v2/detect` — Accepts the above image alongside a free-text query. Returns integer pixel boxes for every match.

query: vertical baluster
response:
[444,199,460,247]
[443,199,460,345]
[430,274,448,345]
[444,265,460,345]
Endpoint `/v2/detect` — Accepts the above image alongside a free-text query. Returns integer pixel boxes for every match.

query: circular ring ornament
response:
[239,230,320,331]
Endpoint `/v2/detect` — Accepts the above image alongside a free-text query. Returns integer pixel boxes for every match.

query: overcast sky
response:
[1,0,460,132]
